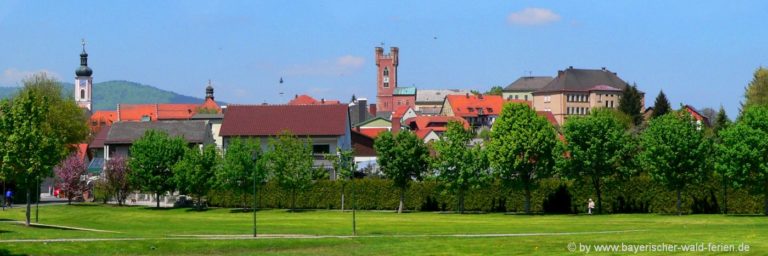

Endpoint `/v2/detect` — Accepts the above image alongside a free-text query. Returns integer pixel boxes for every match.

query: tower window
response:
[80,89,85,99]
[383,67,389,77]
[384,82,389,88]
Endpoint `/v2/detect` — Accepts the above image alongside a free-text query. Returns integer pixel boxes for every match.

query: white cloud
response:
[284,55,365,76]
[0,68,60,85]
[507,8,560,26]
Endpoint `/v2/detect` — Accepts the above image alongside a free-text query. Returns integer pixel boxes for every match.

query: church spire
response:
[76,38,93,77]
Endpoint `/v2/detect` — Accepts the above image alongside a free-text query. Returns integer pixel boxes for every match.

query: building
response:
[403,116,470,143]
[103,120,212,160]
[75,40,93,112]
[532,67,642,124]
[375,47,415,114]
[219,104,352,177]
[415,89,471,115]
[502,76,553,101]
[441,94,530,131]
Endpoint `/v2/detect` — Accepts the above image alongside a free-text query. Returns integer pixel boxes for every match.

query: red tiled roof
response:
[536,111,560,127]
[392,106,410,118]
[414,129,435,140]
[90,110,117,125]
[404,116,469,132]
[199,98,222,112]
[445,95,511,117]
[357,127,388,138]
[220,104,348,136]
[288,94,341,105]
[118,103,199,121]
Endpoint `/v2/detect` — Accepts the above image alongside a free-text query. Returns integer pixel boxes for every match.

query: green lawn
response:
[0,204,766,255]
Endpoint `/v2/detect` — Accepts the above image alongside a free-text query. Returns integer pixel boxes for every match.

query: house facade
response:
[103,120,212,160]
[219,104,352,176]
[502,76,553,101]
[532,67,642,124]
[415,89,471,115]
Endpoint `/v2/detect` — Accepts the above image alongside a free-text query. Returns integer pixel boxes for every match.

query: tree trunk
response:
[764,179,768,216]
[67,192,72,205]
[458,189,465,214]
[524,184,531,214]
[398,188,405,214]
[341,182,345,212]
[291,188,296,212]
[25,182,31,226]
[676,189,682,216]
[594,178,602,214]
[156,192,160,208]
[722,176,728,214]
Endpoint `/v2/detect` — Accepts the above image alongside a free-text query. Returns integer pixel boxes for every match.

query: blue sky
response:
[1,1,766,117]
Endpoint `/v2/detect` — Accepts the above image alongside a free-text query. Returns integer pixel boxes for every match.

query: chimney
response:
[358,98,368,125]
[558,70,564,76]
[369,103,377,116]
[391,116,401,134]
[568,66,573,69]
[601,67,606,71]
[116,104,121,121]
[295,94,298,99]
[321,98,325,104]
[478,94,483,100]
[465,93,470,98]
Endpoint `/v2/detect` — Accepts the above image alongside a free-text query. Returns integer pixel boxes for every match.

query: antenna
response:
[278,77,284,97]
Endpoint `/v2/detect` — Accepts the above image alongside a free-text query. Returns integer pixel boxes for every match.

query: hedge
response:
[205,174,765,214]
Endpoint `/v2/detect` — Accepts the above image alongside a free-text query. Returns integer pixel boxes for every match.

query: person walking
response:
[5,189,12,208]
[587,198,595,215]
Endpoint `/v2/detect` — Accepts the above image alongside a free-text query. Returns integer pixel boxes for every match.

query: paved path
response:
[0,229,646,243]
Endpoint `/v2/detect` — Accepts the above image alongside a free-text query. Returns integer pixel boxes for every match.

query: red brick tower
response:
[376,47,398,113]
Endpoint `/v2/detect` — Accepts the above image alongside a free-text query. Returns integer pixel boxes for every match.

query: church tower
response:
[376,47,398,113]
[75,39,93,111]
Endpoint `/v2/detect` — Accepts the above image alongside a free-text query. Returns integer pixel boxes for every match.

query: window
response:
[524,95,528,101]
[80,89,85,99]
[383,67,389,77]
[384,82,389,88]
[312,144,330,155]
[514,95,518,100]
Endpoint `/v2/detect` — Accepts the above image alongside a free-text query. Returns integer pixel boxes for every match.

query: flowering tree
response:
[54,154,87,205]
[105,156,131,206]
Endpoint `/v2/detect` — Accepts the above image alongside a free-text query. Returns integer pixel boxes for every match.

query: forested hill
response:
[0,80,213,111]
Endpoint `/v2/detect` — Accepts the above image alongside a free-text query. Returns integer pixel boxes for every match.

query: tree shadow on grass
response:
[0,230,12,234]
[11,223,82,231]
[725,214,768,217]
[228,208,265,213]
[0,248,28,256]
[185,208,212,213]
[141,207,175,211]
[68,204,99,207]
[285,209,316,213]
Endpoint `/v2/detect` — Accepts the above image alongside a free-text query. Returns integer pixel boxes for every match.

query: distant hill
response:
[0,80,216,111]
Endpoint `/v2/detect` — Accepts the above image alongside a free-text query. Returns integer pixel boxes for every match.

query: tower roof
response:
[75,40,93,77]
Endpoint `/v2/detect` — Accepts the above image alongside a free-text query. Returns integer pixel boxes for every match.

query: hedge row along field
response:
[205,174,765,214]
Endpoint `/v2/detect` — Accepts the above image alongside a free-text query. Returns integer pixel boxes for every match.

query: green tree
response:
[174,144,221,210]
[0,73,86,226]
[651,90,672,119]
[558,109,634,214]
[713,106,731,134]
[639,112,710,215]
[487,103,558,214]
[128,130,187,208]
[712,105,732,214]
[721,106,768,215]
[432,121,489,213]
[217,138,263,209]
[741,67,768,111]
[485,86,504,96]
[375,130,430,213]
[324,149,355,211]
[264,132,314,211]
[617,83,644,126]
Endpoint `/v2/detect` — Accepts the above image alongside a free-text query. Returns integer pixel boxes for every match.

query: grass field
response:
[0,204,766,255]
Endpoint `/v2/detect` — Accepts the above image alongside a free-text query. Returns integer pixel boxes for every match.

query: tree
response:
[719,106,768,215]
[639,112,710,215]
[485,86,504,96]
[558,109,633,214]
[264,132,314,211]
[617,83,644,126]
[432,121,489,213]
[487,103,558,214]
[651,90,672,119]
[713,106,732,134]
[324,149,355,211]
[174,144,221,210]
[217,138,263,209]
[741,67,768,111]
[53,154,87,205]
[128,130,187,208]
[104,156,130,206]
[0,73,86,226]
[375,130,430,213]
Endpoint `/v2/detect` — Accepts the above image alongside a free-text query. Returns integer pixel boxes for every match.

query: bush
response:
[205,174,765,214]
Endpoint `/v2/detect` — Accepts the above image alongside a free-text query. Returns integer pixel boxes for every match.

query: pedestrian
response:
[587,198,595,215]
[5,189,12,208]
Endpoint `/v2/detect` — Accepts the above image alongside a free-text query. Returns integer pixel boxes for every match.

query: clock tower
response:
[75,39,93,111]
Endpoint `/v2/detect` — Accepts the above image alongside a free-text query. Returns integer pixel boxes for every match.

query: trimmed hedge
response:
[205,174,765,214]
